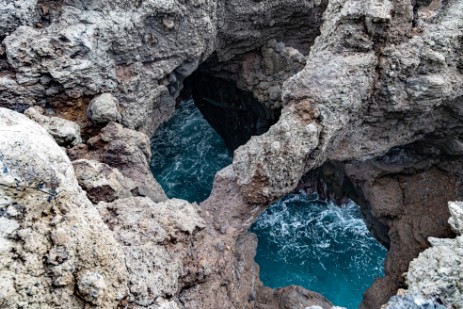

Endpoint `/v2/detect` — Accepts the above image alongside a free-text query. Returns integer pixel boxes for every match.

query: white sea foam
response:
[251,191,387,308]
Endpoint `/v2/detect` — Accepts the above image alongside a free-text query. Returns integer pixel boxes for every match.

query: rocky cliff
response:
[1,0,462,308]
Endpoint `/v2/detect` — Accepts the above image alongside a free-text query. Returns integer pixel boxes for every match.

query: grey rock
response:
[384,293,447,309]
[1,0,463,308]
[0,0,37,37]
[87,93,121,124]
[67,122,167,203]
[77,272,108,305]
[24,106,82,147]
[234,0,463,204]
[449,201,463,234]
[234,100,320,203]
[97,197,206,307]
[72,159,136,204]
[0,107,128,308]
[387,202,463,308]
[0,0,328,137]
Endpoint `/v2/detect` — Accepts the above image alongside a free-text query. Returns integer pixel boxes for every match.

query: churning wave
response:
[150,98,386,308]
[251,191,386,309]
[150,98,232,203]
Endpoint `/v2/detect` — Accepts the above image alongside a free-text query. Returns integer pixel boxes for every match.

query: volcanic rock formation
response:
[0,0,462,308]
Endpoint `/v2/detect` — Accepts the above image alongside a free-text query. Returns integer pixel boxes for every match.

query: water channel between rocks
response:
[150,98,387,309]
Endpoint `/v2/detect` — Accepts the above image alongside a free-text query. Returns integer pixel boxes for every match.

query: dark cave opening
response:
[149,61,283,202]
[152,61,388,309]
[181,70,280,151]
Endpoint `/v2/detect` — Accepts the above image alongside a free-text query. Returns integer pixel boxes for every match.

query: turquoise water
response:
[150,98,386,308]
[150,98,232,202]
[251,192,387,309]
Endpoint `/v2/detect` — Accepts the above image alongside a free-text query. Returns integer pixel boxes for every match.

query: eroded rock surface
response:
[68,122,167,203]
[404,201,463,307]
[97,197,206,308]
[344,153,460,308]
[383,293,447,309]
[72,159,137,204]
[383,201,463,308]
[0,108,128,308]
[87,93,121,125]
[24,106,82,147]
[191,165,333,309]
[1,0,463,308]
[234,0,463,205]
[0,0,327,137]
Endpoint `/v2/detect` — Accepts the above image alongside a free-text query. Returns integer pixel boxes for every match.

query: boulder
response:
[97,197,206,307]
[0,107,128,308]
[403,202,463,308]
[72,159,136,203]
[68,122,167,203]
[24,106,82,147]
[87,93,121,125]
[383,202,463,308]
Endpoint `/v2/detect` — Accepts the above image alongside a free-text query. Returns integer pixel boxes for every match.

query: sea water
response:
[251,192,386,308]
[150,98,386,308]
[150,98,232,202]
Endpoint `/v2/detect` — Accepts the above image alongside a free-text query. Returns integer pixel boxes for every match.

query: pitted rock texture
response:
[68,122,167,203]
[234,100,321,203]
[216,0,328,61]
[72,159,137,204]
[383,202,463,309]
[97,197,206,308]
[0,107,128,308]
[233,0,463,205]
[196,39,309,110]
[0,1,38,38]
[2,0,463,308]
[24,106,82,147]
[344,153,460,308]
[383,292,447,309]
[308,144,463,308]
[0,0,327,137]
[0,0,213,135]
[404,201,463,308]
[87,93,121,125]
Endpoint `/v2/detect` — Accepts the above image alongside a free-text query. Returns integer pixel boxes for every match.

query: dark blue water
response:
[251,192,387,309]
[150,98,232,203]
[150,98,386,308]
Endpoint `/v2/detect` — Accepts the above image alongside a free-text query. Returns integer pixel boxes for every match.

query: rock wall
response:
[345,150,461,307]
[1,0,463,308]
[0,0,327,137]
[383,201,463,308]
[231,2,463,305]
[234,0,463,205]
[0,108,128,308]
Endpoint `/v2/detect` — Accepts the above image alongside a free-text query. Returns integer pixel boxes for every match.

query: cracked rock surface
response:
[0,107,128,308]
[1,0,463,308]
[383,201,463,308]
